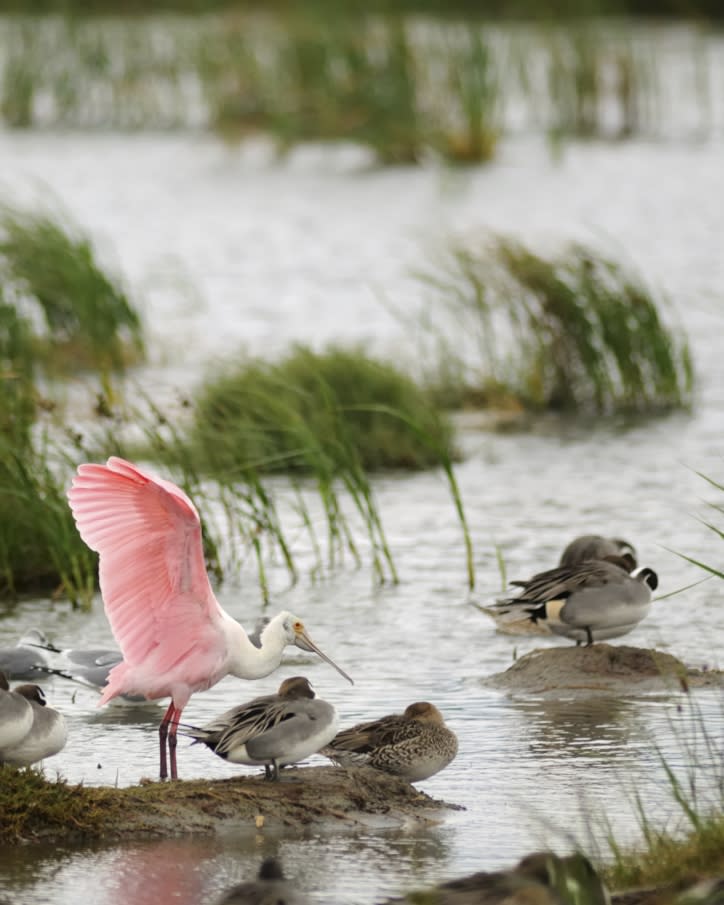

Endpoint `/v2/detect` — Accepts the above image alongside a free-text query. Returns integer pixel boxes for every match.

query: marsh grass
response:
[3,16,711,158]
[0,340,474,601]
[604,693,724,889]
[412,236,693,415]
[0,208,144,375]
[184,345,455,475]
[120,346,469,590]
[0,437,96,601]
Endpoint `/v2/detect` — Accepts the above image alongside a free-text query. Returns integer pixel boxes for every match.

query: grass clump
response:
[413,235,693,416]
[120,345,473,592]
[605,814,724,889]
[0,207,144,374]
[0,440,97,600]
[184,345,455,475]
[0,764,122,842]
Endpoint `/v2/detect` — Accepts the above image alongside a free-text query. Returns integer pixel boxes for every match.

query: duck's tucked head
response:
[14,684,47,706]
[404,702,444,724]
[602,552,637,573]
[277,676,315,700]
[635,567,658,591]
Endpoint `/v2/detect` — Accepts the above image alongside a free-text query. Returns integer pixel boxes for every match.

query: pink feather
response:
[67,457,227,707]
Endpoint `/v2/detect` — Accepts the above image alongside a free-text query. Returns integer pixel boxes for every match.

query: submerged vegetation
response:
[0,15,716,159]
[412,236,693,415]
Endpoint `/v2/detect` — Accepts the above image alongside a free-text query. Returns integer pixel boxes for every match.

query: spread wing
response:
[67,457,225,676]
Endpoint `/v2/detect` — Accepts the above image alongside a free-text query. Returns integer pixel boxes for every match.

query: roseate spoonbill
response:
[488,560,658,645]
[0,681,67,766]
[67,456,353,780]
[322,701,457,782]
[182,675,337,780]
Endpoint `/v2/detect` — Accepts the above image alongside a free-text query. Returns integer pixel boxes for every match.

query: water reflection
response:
[510,695,653,760]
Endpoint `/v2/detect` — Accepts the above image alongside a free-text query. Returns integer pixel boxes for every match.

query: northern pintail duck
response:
[490,560,658,646]
[181,676,337,780]
[558,535,637,571]
[480,535,638,637]
[215,857,310,905]
[0,682,67,766]
[0,670,35,750]
[322,701,457,782]
[383,851,609,905]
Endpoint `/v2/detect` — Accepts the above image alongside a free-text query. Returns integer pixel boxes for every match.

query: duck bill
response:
[294,630,354,685]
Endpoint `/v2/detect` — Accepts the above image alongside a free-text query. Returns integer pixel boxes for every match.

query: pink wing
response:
[67,457,227,688]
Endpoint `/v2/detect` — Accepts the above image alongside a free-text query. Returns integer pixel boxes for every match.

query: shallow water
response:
[1,124,724,902]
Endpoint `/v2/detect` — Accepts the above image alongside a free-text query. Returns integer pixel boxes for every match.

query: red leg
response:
[159,701,176,781]
[168,706,182,781]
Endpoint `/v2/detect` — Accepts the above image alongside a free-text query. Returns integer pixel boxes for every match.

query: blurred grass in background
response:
[1,0,722,19]
[0,15,715,160]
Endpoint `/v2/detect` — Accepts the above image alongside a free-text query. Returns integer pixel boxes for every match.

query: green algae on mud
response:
[0,764,458,845]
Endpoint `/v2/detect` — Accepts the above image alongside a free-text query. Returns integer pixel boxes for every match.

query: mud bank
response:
[483,644,724,696]
[1,764,459,845]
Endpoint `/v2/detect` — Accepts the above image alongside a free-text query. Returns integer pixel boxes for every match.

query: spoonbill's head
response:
[281,612,354,685]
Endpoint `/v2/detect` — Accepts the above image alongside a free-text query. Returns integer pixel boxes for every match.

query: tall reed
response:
[413,235,693,415]
[0,207,144,374]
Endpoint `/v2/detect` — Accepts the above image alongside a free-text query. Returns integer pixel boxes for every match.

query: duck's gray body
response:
[494,561,658,645]
[481,535,638,637]
[182,676,337,780]
[558,534,637,570]
[216,857,309,905]
[0,671,34,750]
[0,682,67,766]
[322,701,457,782]
[0,630,51,680]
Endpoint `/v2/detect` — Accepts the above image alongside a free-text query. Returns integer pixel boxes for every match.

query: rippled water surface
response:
[1,124,724,904]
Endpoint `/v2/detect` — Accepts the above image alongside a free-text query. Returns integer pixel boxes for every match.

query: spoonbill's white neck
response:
[227,611,291,681]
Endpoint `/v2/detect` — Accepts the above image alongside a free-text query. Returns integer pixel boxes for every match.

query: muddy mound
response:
[484,644,724,696]
[1,764,460,845]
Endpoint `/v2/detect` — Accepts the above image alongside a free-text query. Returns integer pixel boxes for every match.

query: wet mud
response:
[1,764,460,845]
[483,644,724,696]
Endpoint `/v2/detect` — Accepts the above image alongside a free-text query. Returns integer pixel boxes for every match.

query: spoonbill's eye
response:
[294,621,303,632]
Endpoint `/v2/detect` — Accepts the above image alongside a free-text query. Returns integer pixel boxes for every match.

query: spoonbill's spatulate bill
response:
[67,456,353,780]
[182,675,337,780]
